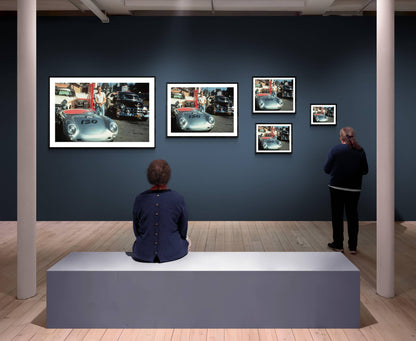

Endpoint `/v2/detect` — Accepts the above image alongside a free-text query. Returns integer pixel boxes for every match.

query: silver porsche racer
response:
[172,107,215,132]
[255,93,283,110]
[313,114,329,122]
[258,137,282,150]
[56,108,118,142]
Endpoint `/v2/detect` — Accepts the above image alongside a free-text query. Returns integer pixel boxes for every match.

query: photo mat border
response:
[49,76,156,148]
[252,76,296,114]
[166,82,239,138]
[310,103,337,126]
[255,123,293,154]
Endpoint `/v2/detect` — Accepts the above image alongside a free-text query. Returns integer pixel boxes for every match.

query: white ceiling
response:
[1,0,415,16]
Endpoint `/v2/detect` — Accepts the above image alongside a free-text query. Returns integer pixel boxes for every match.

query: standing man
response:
[272,81,278,97]
[94,85,106,116]
[198,90,206,112]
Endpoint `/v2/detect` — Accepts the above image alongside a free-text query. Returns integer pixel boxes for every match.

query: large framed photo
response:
[253,77,296,114]
[167,83,238,137]
[310,104,337,126]
[256,123,293,154]
[50,77,155,148]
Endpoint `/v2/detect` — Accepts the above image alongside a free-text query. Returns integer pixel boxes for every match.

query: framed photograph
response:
[256,123,293,154]
[49,77,155,148]
[253,77,296,114]
[310,104,337,126]
[167,83,238,137]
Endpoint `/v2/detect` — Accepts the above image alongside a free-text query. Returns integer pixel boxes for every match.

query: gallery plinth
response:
[47,251,360,328]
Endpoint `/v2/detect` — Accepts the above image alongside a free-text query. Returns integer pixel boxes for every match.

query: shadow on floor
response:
[360,302,377,328]
[32,307,46,328]
[31,303,377,330]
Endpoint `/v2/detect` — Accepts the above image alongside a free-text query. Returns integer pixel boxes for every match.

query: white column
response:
[17,0,37,299]
[377,0,395,298]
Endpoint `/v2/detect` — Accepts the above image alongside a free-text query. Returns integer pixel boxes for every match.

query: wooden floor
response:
[0,221,415,341]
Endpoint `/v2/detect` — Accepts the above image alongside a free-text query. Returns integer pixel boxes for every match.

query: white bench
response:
[47,251,360,328]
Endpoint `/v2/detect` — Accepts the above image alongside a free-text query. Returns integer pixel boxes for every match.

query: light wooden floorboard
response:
[0,221,415,340]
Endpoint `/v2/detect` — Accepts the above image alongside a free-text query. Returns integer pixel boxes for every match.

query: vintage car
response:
[255,93,283,110]
[325,107,334,117]
[171,107,215,132]
[55,87,77,111]
[258,134,282,150]
[183,100,197,108]
[107,91,149,120]
[282,83,293,98]
[313,114,329,122]
[55,108,118,142]
[74,92,89,108]
[171,91,185,99]
[206,95,234,115]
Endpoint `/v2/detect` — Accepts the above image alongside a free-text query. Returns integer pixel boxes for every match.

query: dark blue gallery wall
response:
[0,17,17,220]
[2,16,414,221]
[34,16,377,221]
[395,19,416,221]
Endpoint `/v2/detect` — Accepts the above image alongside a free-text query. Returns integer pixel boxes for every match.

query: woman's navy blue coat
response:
[132,189,188,262]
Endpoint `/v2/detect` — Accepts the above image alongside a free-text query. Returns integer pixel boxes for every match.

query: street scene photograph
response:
[256,124,292,153]
[50,77,155,148]
[167,83,238,137]
[253,77,296,114]
[310,104,337,125]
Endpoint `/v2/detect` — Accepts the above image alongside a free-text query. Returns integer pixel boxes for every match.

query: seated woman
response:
[132,159,189,263]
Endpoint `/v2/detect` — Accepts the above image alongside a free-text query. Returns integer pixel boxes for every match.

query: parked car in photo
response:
[183,100,197,108]
[171,107,215,132]
[255,93,283,110]
[278,128,290,142]
[206,95,234,115]
[282,83,293,98]
[325,107,334,117]
[107,91,149,120]
[74,92,89,108]
[258,133,282,150]
[55,87,77,111]
[313,114,329,122]
[171,91,185,99]
[55,108,118,142]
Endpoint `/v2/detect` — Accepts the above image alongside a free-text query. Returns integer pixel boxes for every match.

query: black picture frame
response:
[255,123,293,154]
[252,77,296,114]
[166,82,238,137]
[49,76,156,148]
[310,104,337,126]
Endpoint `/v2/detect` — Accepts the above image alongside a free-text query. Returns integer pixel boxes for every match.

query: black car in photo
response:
[183,100,197,108]
[207,95,234,115]
[55,108,118,142]
[282,82,293,98]
[107,91,149,120]
[278,127,290,142]
[325,107,335,117]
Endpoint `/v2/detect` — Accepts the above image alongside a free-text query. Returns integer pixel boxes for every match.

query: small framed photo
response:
[310,104,337,126]
[256,123,293,154]
[50,77,155,148]
[167,83,238,137]
[253,77,296,114]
